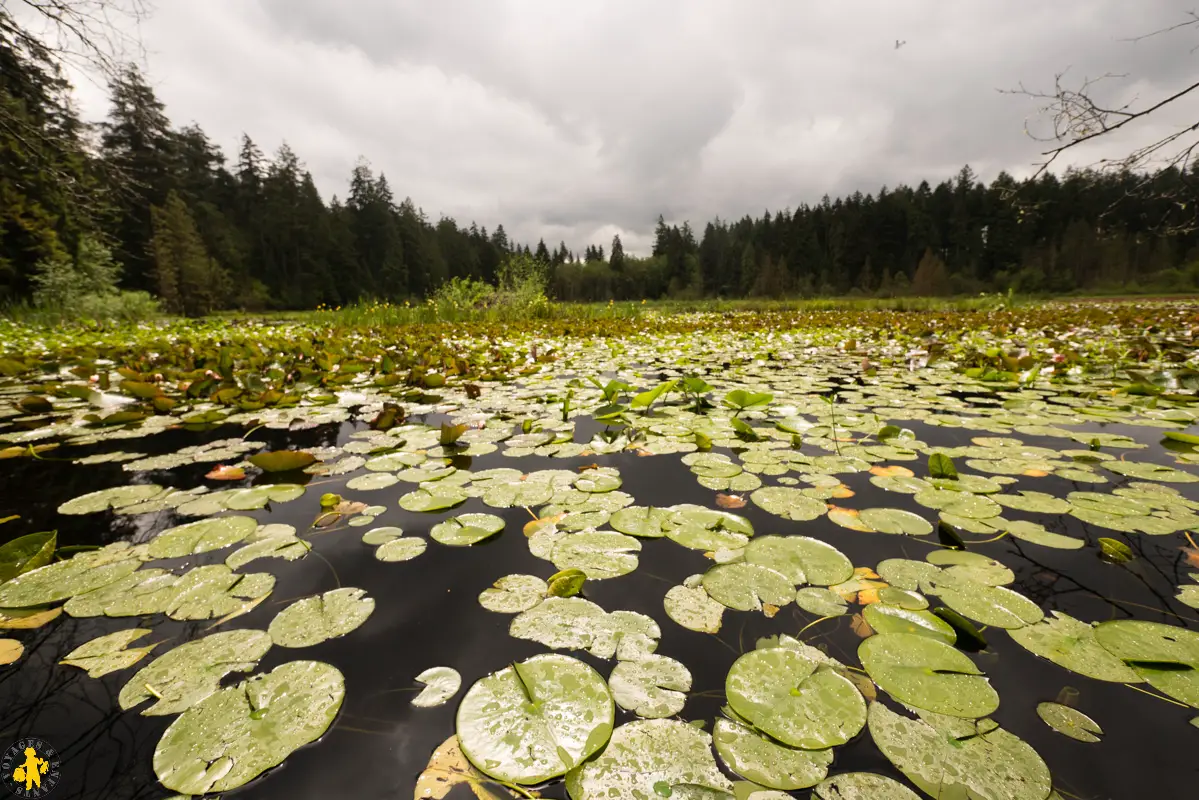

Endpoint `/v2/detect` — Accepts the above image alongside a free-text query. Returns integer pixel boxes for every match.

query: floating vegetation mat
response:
[2,303,1199,798]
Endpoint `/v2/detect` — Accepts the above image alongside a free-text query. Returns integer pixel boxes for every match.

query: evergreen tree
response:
[610,234,625,272]
[150,190,228,316]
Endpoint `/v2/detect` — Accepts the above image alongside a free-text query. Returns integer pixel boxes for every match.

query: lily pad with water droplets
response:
[868,703,1052,800]
[550,531,641,580]
[991,491,1072,515]
[1093,620,1199,707]
[1008,612,1142,683]
[794,587,849,617]
[726,647,867,749]
[862,605,955,644]
[1004,520,1085,550]
[926,550,1014,586]
[153,660,344,795]
[57,484,166,515]
[564,719,733,799]
[610,506,672,538]
[703,564,795,612]
[931,573,1044,629]
[479,574,547,614]
[225,530,309,570]
[744,535,853,586]
[148,516,258,559]
[750,487,828,521]
[457,653,614,785]
[0,548,143,608]
[268,587,375,648]
[399,486,469,513]
[431,514,506,546]
[413,666,463,708]
[859,633,997,717]
[713,717,833,791]
[0,530,56,584]
[813,772,921,800]
[376,537,428,562]
[1036,702,1102,743]
[119,629,272,716]
[664,579,725,634]
[858,508,933,536]
[60,628,157,677]
[609,655,691,719]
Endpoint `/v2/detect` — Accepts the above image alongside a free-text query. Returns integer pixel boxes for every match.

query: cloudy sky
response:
[44,0,1199,254]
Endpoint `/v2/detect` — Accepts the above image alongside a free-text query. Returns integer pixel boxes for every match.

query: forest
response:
[3,8,1198,318]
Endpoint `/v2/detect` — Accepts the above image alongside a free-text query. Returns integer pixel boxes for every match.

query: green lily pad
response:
[64,568,177,618]
[412,666,463,708]
[609,655,691,719]
[877,587,929,609]
[376,537,428,562]
[814,772,921,800]
[479,574,548,614]
[875,559,941,593]
[148,516,258,559]
[750,487,828,521]
[346,472,400,491]
[224,484,306,511]
[744,536,853,586]
[726,647,867,748]
[795,587,850,617]
[564,719,733,799]
[703,564,795,612]
[713,717,833,791]
[932,573,1044,629]
[1004,520,1085,550]
[1094,620,1199,707]
[1036,702,1102,743]
[550,531,641,580]
[60,628,157,678]
[226,529,309,570]
[664,579,725,633]
[1009,612,1142,683]
[431,513,506,546]
[361,526,404,545]
[0,530,56,584]
[509,597,660,659]
[154,660,344,794]
[668,525,750,551]
[120,629,273,715]
[548,568,587,598]
[247,450,317,472]
[1103,461,1198,482]
[399,486,469,512]
[859,633,997,717]
[926,550,1015,586]
[858,508,933,536]
[57,484,166,515]
[991,491,1072,515]
[610,506,672,538]
[913,489,1002,519]
[268,587,376,648]
[0,548,142,608]
[868,703,1052,800]
[457,653,614,785]
[165,565,275,621]
[863,605,956,644]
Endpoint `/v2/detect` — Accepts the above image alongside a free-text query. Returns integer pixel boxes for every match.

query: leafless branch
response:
[13,0,150,81]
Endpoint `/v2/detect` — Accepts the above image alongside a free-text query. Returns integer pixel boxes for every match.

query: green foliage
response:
[151,191,229,316]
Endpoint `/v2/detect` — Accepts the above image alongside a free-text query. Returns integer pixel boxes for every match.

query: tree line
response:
[3,11,1198,315]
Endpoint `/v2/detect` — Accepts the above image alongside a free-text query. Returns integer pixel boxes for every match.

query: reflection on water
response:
[1,408,1198,799]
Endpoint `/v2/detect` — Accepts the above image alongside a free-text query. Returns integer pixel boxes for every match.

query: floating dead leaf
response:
[576,463,601,472]
[828,506,871,532]
[636,448,654,457]
[762,603,780,619]
[1023,469,1050,477]
[334,501,368,515]
[0,606,63,630]
[715,493,747,509]
[205,465,246,481]
[830,567,888,605]
[850,613,875,638]
[870,465,914,478]
[845,669,878,702]
[0,638,23,665]
[464,384,482,399]
[1182,547,1199,569]
[523,513,565,537]
[830,484,855,499]
[413,735,510,799]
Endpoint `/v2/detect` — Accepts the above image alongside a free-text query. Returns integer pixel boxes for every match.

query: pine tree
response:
[150,190,227,315]
[911,248,952,296]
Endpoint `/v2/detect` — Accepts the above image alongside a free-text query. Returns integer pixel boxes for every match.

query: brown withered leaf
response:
[205,464,246,481]
[715,493,747,509]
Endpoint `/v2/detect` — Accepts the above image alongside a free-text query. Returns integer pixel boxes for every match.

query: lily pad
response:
[0,530,56,584]
[932,573,1044,629]
[868,703,1052,800]
[479,574,548,614]
[858,508,933,536]
[120,629,273,715]
[1093,620,1199,707]
[859,633,997,717]
[0,549,142,608]
[795,587,850,617]
[58,484,166,515]
[609,655,692,718]
[664,579,725,633]
[751,487,828,521]
[744,536,853,586]
[703,564,795,612]
[1036,702,1102,743]
[148,516,258,559]
[610,506,672,538]
[862,605,955,644]
[726,647,867,748]
[550,531,641,580]
[60,628,157,677]
[268,588,376,648]
[225,531,310,570]
[247,449,317,472]
[154,660,344,794]
[376,537,428,562]
[564,719,734,799]
[713,717,833,791]
[1009,612,1142,683]
[814,772,921,800]
[413,666,464,708]
[432,514,506,546]
[926,550,1014,586]
[0,638,22,664]
[457,653,614,785]
[991,491,1072,515]
[400,486,469,513]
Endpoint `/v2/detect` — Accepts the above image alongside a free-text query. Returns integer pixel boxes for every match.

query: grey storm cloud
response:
[63,0,1198,254]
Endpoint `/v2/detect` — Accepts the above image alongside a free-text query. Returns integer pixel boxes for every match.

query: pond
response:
[1,307,1199,800]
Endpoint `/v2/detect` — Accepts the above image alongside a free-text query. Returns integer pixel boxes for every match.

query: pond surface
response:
[2,322,1199,800]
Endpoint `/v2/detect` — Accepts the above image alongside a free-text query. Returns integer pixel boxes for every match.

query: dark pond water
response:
[1,409,1197,800]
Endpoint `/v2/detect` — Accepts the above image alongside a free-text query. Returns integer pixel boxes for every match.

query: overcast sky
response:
[48,0,1199,254]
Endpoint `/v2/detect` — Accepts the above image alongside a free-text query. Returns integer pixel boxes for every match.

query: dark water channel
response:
[1,409,1197,799]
